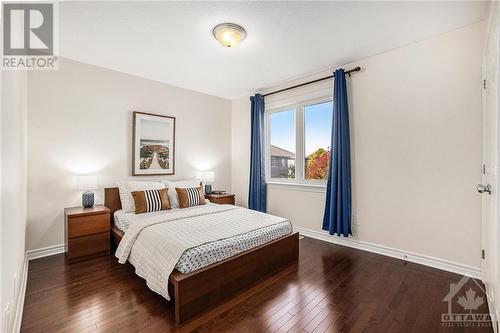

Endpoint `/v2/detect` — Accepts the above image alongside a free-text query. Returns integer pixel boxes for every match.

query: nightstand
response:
[64,205,110,264]
[205,193,235,205]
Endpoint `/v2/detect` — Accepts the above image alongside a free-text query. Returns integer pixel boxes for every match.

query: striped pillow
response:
[131,188,171,214]
[175,186,206,208]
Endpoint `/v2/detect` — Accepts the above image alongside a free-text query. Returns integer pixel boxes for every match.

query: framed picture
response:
[132,111,175,176]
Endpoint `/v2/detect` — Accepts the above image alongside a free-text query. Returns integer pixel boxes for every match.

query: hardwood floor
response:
[21,237,493,333]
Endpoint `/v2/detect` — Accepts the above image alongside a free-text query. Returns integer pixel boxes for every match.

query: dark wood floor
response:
[21,237,493,333]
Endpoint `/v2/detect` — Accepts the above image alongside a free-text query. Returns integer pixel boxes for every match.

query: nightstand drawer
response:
[67,233,110,261]
[68,214,109,238]
[206,194,235,205]
[210,196,235,205]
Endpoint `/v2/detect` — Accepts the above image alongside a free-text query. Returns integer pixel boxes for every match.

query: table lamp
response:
[202,171,215,194]
[77,175,98,208]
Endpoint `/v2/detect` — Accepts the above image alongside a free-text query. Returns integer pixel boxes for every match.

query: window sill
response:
[266,181,326,193]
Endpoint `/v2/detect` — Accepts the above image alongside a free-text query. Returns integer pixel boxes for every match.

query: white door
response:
[481,10,499,329]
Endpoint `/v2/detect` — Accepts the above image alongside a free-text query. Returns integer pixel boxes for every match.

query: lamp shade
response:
[77,175,98,191]
[202,171,215,183]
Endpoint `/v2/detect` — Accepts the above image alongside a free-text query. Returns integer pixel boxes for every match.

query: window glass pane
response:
[304,101,333,180]
[270,109,295,179]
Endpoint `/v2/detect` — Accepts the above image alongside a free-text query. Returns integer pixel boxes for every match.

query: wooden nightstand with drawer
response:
[64,205,110,264]
[205,193,235,205]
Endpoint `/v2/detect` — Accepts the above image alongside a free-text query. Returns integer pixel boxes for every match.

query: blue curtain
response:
[248,94,267,212]
[322,69,352,237]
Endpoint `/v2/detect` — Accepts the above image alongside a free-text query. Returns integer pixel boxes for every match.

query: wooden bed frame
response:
[104,187,299,324]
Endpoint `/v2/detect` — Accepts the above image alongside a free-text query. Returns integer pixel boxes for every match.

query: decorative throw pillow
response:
[175,186,206,208]
[131,188,171,214]
[163,179,202,208]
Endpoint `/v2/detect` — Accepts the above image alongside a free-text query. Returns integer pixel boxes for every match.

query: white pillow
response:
[163,179,202,208]
[118,181,166,212]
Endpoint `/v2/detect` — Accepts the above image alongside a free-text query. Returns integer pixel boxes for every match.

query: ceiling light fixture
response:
[212,23,246,48]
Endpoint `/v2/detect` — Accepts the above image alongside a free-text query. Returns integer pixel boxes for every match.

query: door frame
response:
[481,5,500,331]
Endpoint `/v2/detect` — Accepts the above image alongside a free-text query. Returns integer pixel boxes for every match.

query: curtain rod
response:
[262,66,361,98]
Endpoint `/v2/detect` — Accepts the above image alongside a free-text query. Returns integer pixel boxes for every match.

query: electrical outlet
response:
[4,303,10,333]
[353,215,360,226]
[14,274,17,298]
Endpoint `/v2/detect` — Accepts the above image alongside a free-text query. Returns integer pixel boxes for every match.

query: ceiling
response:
[59,1,488,100]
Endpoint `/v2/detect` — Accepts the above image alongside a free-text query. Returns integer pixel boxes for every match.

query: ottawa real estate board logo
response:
[2,2,58,70]
[441,276,493,329]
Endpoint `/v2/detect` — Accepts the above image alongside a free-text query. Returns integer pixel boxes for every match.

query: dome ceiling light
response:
[212,23,246,48]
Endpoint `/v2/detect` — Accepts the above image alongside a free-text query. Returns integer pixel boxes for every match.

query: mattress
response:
[114,207,293,274]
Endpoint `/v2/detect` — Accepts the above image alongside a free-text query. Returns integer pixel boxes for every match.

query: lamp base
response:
[82,191,94,208]
[205,184,212,195]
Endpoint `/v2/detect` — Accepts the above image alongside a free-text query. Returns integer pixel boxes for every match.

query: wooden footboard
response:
[169,232,299,323]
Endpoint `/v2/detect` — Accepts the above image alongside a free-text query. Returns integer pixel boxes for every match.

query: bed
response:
[104,187,299,324]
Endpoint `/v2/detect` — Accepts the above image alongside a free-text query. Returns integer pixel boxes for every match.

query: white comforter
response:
[115,204,289,300]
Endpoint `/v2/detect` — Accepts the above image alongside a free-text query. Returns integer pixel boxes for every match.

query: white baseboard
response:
[26,243,65,261]
[295,227,481,279]
[12,254,28,333]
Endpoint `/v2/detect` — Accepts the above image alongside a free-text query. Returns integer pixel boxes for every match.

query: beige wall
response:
[1,70,28,333]
[232,22,485,269]
[27,58,232,251]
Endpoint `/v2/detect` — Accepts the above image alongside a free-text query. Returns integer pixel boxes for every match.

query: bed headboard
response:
[104,187,122,217]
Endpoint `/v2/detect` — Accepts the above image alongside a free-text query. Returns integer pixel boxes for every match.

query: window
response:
[267,99,332,185]
[269,109,295,179]
[304,101,333,180]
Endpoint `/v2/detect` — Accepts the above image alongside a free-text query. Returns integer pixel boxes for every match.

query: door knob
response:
[477,184,492,195]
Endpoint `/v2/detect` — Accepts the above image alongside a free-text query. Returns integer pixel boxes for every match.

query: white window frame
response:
[265,95,333,189]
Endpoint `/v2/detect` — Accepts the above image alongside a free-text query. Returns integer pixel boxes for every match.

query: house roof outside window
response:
[270,145,295,159]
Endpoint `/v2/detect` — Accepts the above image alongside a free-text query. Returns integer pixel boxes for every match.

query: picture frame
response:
[132,111,175,176]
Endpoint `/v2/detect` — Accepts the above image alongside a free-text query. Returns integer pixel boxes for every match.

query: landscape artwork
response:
[133,112,175,175]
